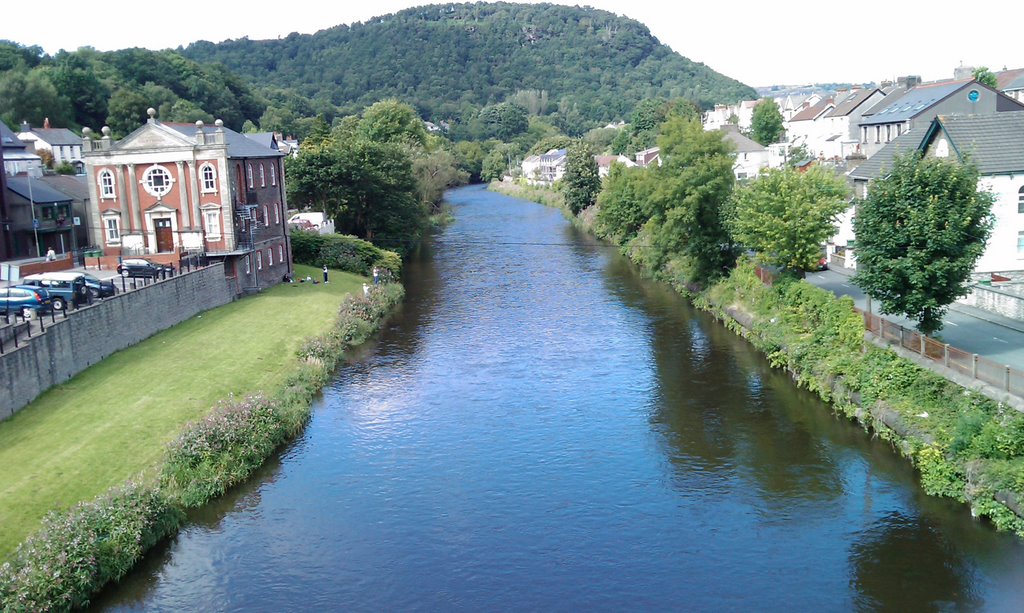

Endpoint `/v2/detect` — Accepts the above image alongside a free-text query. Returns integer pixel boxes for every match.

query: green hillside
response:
[182,2,756,130]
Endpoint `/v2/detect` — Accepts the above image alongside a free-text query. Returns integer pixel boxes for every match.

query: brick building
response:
[82,109,292,293]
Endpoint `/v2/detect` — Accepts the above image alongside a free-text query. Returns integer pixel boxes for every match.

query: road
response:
[805,268,1024,371]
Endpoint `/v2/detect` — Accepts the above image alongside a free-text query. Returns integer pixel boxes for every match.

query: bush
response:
[0,483,183,611]
[289,230,402,277]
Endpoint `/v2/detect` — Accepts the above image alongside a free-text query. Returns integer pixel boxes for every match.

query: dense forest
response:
[181,2,756,135]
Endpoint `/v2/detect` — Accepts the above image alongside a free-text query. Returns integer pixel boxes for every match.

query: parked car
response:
[0,285,54,318]
[21,272,89,311]
[117,258,173,279]
[79,272,117,298]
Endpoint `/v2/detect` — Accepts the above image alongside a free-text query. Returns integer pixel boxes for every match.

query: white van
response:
[288,212,335,235]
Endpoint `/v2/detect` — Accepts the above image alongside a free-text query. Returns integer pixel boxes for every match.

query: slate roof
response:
[6,176,74,203]
[826,88,880,118]
[859,80,968,126]
[245,132,279,151]
[847,130,923,181]
[1,120,27,150]
[790,98,834,122]
[163,123,283,159]
[719,126,765,152]
[40,175,89,201]
[27,127,80,146]
[929,113,1024,174]
[996,68,1024,91]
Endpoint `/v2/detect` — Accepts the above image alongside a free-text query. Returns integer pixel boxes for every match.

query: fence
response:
[859,308,1024,398]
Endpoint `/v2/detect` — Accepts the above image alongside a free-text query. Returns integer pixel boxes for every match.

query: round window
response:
[142,166,174,197]
[967,89,980,102]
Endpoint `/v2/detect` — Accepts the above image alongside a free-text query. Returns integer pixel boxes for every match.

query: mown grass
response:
[0,264,362,560]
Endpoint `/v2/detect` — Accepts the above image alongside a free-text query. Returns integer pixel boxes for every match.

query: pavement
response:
[805,267,1024,371]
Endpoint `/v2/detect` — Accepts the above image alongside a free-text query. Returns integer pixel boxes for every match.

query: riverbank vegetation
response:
[0,265,404,608]
[492,112,1023,536]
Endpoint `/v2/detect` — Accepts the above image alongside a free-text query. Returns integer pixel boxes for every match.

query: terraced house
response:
[82,109,292,293]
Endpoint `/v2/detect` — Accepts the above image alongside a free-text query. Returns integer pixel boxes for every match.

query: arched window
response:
[268,247,273,266]
[270,163,277,186]
[1018,185,1024,214]
[99,169,115,198]
[246,163,253,189]
[256,250,263,271]
[244,255,251,274]
[200,163,217,192]
[259,164,266,187]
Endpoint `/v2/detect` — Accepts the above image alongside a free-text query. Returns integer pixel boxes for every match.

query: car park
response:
[20,272,90,311]
[117,258,174,279]
[0,285,54,318]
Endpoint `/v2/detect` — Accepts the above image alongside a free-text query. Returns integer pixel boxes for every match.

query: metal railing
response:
[859,308,1024,398]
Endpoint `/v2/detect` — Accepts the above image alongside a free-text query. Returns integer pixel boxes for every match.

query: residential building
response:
[594,154,636,178]
[820,87,885,159]
[521,154,542,183]
[635,147,661,168]
[840,113,1024,274]
[537,148,567,184]
[4,175,75,258]
[718,125,768,180]
[0,145,10,259]
[82,108,292,294]
[996,68,1024,103]
[18,120,85,173]
[41,174,92,252]
[856,79,1024,157]
[1,120,42,177]
[784,97,834,158]
[703,100,759,131]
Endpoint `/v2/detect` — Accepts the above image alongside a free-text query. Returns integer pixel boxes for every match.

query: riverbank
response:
[491,180,1024,536]
[0,265,405,609]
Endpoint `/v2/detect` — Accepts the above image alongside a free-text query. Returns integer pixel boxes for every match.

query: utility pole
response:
[27,167,41,258]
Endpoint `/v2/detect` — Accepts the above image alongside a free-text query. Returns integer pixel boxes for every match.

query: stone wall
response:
[0,263,233,420]
[958,284,1024,321]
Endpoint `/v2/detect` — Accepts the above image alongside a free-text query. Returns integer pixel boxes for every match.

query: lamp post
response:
[27,166,41,257]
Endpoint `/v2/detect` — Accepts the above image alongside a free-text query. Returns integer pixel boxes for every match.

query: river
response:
[95,185,1024,611]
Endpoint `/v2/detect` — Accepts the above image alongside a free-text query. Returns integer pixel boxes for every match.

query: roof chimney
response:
[20,120,30,133]
[43,117,50,129]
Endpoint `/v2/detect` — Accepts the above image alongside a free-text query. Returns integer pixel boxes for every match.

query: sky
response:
[5,0,1021,88]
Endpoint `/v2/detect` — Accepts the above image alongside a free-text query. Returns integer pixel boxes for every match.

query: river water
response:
[96,185,1024,611]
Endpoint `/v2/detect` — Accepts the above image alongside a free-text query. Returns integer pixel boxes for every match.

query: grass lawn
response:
[0,264,364,560]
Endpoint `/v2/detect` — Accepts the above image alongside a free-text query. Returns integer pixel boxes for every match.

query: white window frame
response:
[200,163,217,193]
[263,205,269,224]
[141,165,174,197]
[247,163,254,188]
[278,244,284,262]
[274,202,281,224]
[259,164,266,187]
[256,250,263,270]
[99,169,115,199]
[245,255,251,274]
[104,216,121,243]
[270,163,277,186]
[204,210,221,239]
[268,248,273,266]
[1018,186,1024,214]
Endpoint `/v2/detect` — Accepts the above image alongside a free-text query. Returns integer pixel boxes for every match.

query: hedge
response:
[289,230,402,277]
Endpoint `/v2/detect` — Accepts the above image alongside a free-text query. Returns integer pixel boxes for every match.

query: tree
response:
[596,164,654,243]
[973,67,998,89]
[411,149,469,211]
[563,141,600,215]
[480,143,521,181]
[0,68,73,129]
[750,99,785,146]
[646,117,737,284]
[359,99,427,147]
[479,102,529,141]
[853,152,995,334]
[728,166,849,273]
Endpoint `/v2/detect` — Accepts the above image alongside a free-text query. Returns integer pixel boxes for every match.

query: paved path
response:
[805,268,1024,371]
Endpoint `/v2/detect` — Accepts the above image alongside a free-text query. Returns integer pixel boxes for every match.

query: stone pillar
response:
[188,161,201,230]
[127,163,141,232]
[176,161,191,229]
[116,164,130,229]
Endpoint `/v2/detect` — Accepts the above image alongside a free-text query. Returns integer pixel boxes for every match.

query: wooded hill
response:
[181,2,756,133]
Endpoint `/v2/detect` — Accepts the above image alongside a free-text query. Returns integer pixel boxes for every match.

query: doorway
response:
[155,218,174,253]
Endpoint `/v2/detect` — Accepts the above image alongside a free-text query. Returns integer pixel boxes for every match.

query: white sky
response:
[5,0,1021,88]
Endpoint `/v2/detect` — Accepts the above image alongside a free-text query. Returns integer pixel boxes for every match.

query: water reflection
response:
[93,186,1024,611]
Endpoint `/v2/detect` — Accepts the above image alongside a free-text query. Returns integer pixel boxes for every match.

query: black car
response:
[79,273,117,298]
[117,258,174,279]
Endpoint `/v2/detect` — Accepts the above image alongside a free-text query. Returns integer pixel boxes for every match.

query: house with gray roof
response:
[82,108,292,294]
[820,87,886,158]
[5,175,75,258]
[718,125,768,180]
[18,120,85,174]
[836,113,1024,274]
[1,120,42,177]
[857,80,1024,157]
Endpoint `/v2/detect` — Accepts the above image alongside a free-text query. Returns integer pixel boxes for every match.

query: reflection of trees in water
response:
[598,252,845,506]
[850,512,980,611]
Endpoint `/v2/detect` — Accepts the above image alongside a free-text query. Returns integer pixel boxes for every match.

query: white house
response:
[841,113,1024,275]
[521,154,542,183]
[594,154,636,178]
[718,125,768,180]
[784,97,834,158]
[18,120,85,173]
[635,147,661,168]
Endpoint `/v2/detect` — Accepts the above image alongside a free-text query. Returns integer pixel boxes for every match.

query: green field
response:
[0,265,363,560]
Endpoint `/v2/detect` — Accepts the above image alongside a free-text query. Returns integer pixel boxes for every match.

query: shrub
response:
[290,230,402,277]
[0,483,183,611]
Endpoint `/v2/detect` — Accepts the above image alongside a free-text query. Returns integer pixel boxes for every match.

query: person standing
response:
[372,266,380,285]
[322,264,329,284]
[45,247,56,261]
